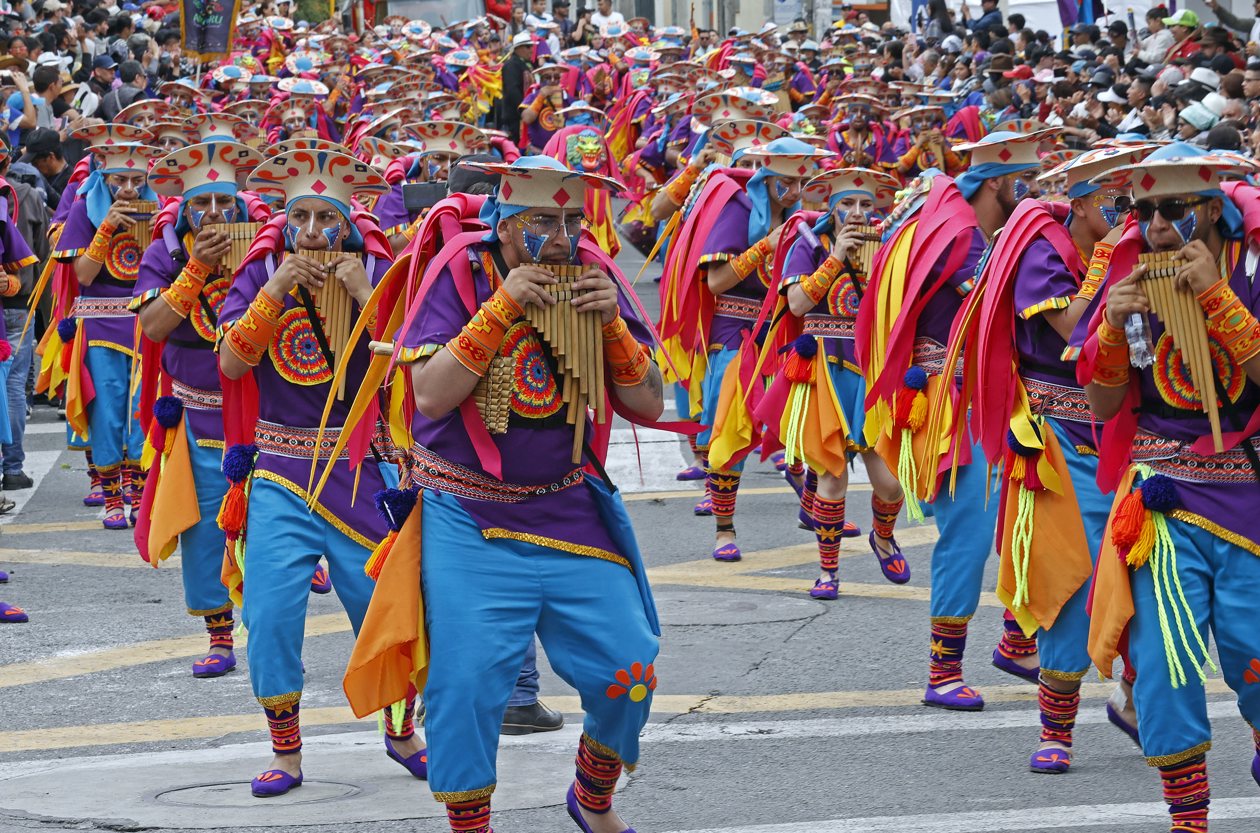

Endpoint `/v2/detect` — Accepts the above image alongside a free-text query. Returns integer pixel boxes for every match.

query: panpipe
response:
[294,248,354,400]
[852,224,881,276]
[524,263,607,464]
[219,222,264,278]
[473,352,512,435]
[1137,251,1224,452]
[115,200,159,246]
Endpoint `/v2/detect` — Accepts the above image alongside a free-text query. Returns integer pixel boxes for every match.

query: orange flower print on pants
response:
[606,662,657,702]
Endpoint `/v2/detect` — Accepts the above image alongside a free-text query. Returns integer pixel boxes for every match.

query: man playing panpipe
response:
[217,148,421,796]
[951,145,1154,774]
[53,128,160,529]
[760,168,909,600]
[349,156,666,833]
[857,131,1053,711]
[1077,142,1260,833]
[131,141,269,679]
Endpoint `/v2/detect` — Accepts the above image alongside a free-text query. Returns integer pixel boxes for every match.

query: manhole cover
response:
[153,780,364,808]
[655,590,823,625]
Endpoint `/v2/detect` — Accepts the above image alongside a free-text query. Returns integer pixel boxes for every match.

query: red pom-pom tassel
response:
[217,481,248,539]
[1111,490,1145,553]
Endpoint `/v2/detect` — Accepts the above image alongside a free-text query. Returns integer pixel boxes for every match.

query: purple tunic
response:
[699,193,769,350]
[782,225,859,367]
[1012,237,1095,450]
[790,69,816,101]
[520,89,574,151]
[397,242,652,563]
[133,228,229,444]
[219,246,392,547]
[916,225,986,350]
[1125,246,1260,547]
[828,127,898,168]
[53,199,140,353]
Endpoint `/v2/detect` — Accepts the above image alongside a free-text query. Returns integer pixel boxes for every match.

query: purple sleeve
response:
[699,197,751,265]
[374,186,411,236]
[0,197,32,271]
[132,233,181,307]
[521,90,539,111]
[397,256,485,356]
[1013,238,1078,320]
[791,71,816,96]
[53,200,94,259]
[218,257,269,328]
[782,228,825,284]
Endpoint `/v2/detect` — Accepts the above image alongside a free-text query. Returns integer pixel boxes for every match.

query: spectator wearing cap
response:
[1106,20,1129,56]
[1068,22,1097,57]
[85,54,116,100]
[1206,0,1260,51]
[20,127,68,213]
[552,0,573,47]
[497,32,533,142]
[97,59,144,121]
[1138,6,1175,63]
[1163,9,1202,61]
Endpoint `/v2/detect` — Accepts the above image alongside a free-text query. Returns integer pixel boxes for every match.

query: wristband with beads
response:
[898,146,920,170]
[798,255,845,305]
[84,222,117,264]
[731,237,773,280]
[159,258,212,318]
[446,287,523,376]
[1091,315,1130,387]
[1199,279,1260,365]
[602,315,651,386]
[1076,241,1114,301]
[664,165,701,205]
[224,289,284,367]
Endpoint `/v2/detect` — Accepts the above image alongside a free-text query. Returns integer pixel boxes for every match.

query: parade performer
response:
[217,148,426,796]
[132,141,269,678]
[340,156,669,833]
[857,131,1048,710]
[52,130,160,529]
[760,167,909,600]
[953,146,1151,770]
[892,106,966,179]
[695,137,831,562]
[1081,144,1260,832]
[519,61,574,154]
[0,565,25,622]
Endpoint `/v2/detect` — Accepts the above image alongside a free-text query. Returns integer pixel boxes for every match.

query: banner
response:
[180,0,241,61]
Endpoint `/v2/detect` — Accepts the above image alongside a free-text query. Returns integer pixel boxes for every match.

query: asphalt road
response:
[0,241,1258,833]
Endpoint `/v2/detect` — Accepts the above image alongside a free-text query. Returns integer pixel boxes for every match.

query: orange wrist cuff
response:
[1199,280,1260,365]
[446,288,523,376]
[602,315,651,386]
[224,289,283,367]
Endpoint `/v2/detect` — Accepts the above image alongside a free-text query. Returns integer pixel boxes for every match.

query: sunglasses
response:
[1132,196,1210,223]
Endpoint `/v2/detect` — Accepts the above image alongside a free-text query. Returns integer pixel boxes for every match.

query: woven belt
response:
[172,379,223,412]
[72,296,133,319]
[255,420,347,460]
[912,337,963,377]
[1024,376,1091,424]
[1131,431,1260,484]
[803,314,855,339]
[408,443,583,503]
[714,294,761,322]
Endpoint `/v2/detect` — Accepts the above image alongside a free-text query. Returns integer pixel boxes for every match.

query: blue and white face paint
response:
[521,227,549,262]
[773,177,792,202]
[1012,175,1030,202]
[189,195,239,231]
[1173,210,1198,244]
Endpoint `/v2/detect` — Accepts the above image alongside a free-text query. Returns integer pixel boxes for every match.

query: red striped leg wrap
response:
[997,609,1038,659]
[812,495,846,572]
[263,700,301,755]
[1038,681,1079,747]
[99,464,124,515]
[871,494,903,539]
[384,693,418,741]
[707,470,741,519]
[573,734,622,814]
[204,612,234,649]
[446,796,491,833]
[929,620,968,688]
[1161,754,1209,832]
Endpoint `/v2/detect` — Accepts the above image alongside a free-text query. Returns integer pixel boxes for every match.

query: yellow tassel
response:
[1126,511,1156,568]
[1009,455,1026,483]
[906,390,927,432]
[1011,484,1036,610]
[363,530,397,580]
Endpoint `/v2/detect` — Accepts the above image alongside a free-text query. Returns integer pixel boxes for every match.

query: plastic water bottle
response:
[1125,313,1154,369]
